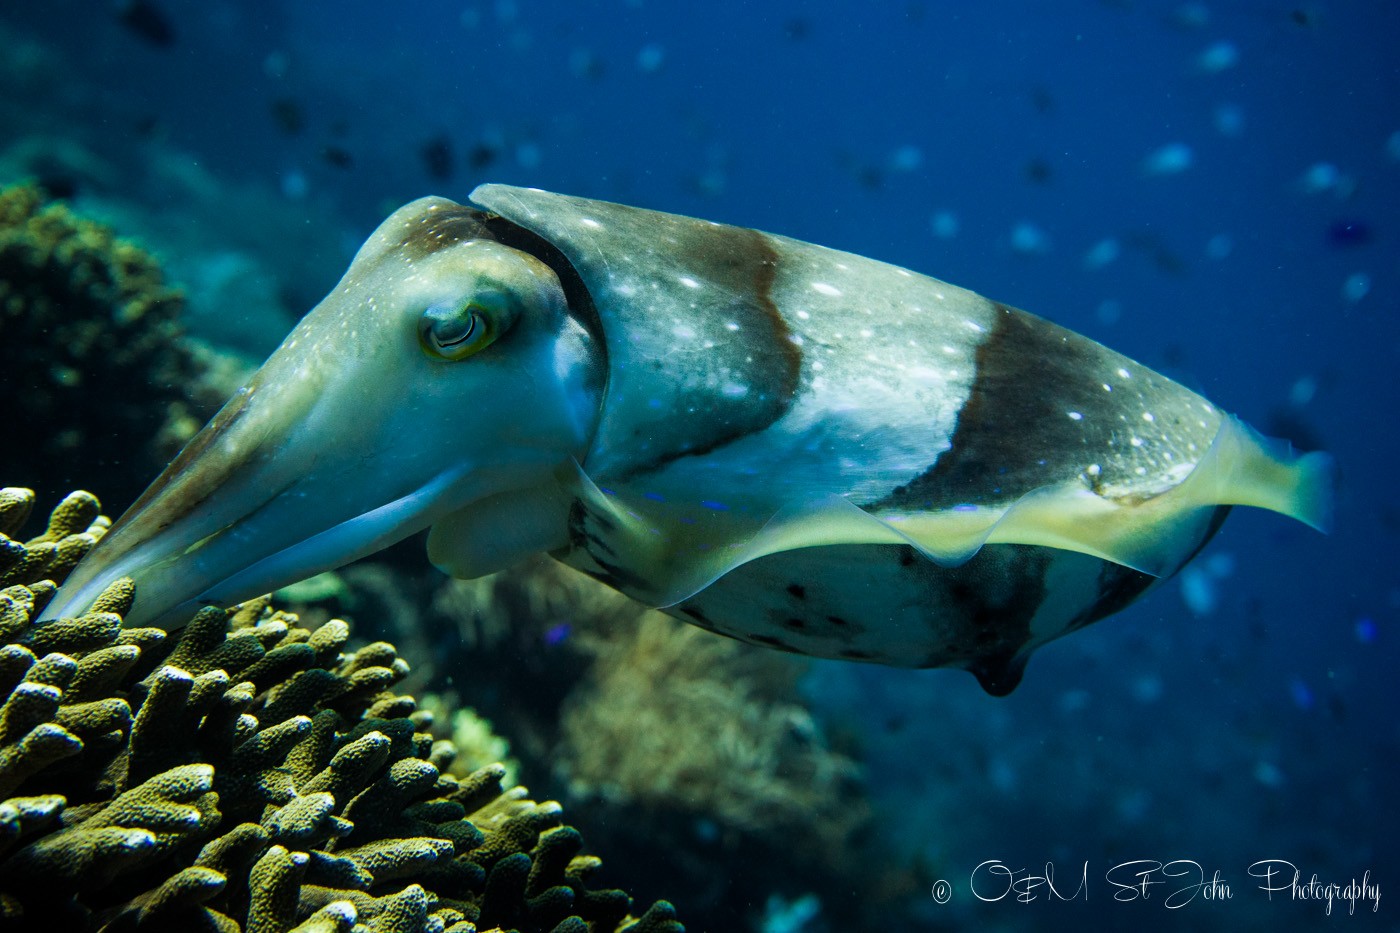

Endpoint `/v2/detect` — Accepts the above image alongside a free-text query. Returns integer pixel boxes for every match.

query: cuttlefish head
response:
[46,197,604,628]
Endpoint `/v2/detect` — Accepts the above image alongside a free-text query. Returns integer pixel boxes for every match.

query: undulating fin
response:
[560,409,1333,614]
[1180,415,1335,533]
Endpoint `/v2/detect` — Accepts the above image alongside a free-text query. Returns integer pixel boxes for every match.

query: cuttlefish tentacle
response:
[45,185,1331,694]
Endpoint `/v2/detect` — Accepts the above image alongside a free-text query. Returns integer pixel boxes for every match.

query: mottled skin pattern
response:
[48,185,1328,695]
[472,187,1255,691]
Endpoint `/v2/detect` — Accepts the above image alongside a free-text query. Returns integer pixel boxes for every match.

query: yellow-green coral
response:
[415,701,521,790]
[0,183,212,507]
[315,552,869,872]
[0,488,683,933]
[559,613,867,860]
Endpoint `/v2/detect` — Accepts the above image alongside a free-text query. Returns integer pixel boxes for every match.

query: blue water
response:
[3,2,1396,930]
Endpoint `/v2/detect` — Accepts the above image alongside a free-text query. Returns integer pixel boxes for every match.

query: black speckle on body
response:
[662,541,1121,697]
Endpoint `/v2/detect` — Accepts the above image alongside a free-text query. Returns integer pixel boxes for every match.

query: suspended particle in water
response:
[1197,40,1239,73]
[1010,221,1051,254]
[1205,234,1234,260]
[1298,161,1347,195]
[1084,237,1121,270]
[930,210,959,239]
[1171,2,1211,29]
[280,170,308,200]
[1289,375,1318,406]
[1179,565,1217,616]
[637,43,666,72]
[889,145,924,172]
[1288,677,1315,711]
[1353,617,1377,644]
[1214,103,1244,137]
[1342,272,1371,303]
[1253,761,1285,788]
[1143,142,1194,175]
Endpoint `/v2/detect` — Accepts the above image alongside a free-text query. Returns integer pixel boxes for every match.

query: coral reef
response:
[285,556,867,859]
[0,180,845,928]
[282,553,877,927]
[0,487,683,933]
[0,183,225,509]
[560,614,867,853]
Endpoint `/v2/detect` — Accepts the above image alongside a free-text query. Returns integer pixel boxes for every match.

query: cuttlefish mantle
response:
[46,184,1333,695]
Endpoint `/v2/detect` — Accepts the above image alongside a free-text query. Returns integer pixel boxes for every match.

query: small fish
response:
[568,48,606,81]
[1023,157,1053,185]
[783,18,812,41]
[320,145,354,170]
[467,143,498,172]
[115,0,175,47]
[420,134,455,182]
[1326,219,1373,248]
[47,186,1333,695]
[270,98,306,136]
[1289,7,1320,27]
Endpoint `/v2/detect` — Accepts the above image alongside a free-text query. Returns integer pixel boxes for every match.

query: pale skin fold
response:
[45,185,1333,695]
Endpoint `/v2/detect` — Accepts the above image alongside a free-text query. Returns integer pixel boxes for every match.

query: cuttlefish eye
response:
[418,292,514,360]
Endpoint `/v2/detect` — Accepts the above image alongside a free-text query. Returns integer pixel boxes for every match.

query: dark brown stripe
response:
[1066,559,1156,635]
[120,384,254,523]
[86,379,262,574]
[475,192,805,480]
[392,205,495,261]
[872,302,1120,511]
[622,227,800,477]
[483,213,608,406]
[896,542,1049,695]
[398,205,611,427]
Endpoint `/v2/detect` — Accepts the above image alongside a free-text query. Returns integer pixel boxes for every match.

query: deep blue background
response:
[3,2,1395,929]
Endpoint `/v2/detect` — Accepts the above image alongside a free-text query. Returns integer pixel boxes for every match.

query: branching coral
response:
[0,183,220,508]
[296,554,870,870]
[0,487,683,933]
[559,613,868,858]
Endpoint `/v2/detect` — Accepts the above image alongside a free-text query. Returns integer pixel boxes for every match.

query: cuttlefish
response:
[45,185,1332,694]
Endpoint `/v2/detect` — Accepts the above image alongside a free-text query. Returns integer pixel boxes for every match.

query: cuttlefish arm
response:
[46,196,606,628]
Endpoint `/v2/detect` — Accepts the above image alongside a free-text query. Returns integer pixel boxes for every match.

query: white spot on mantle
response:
[812,282,841,297]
